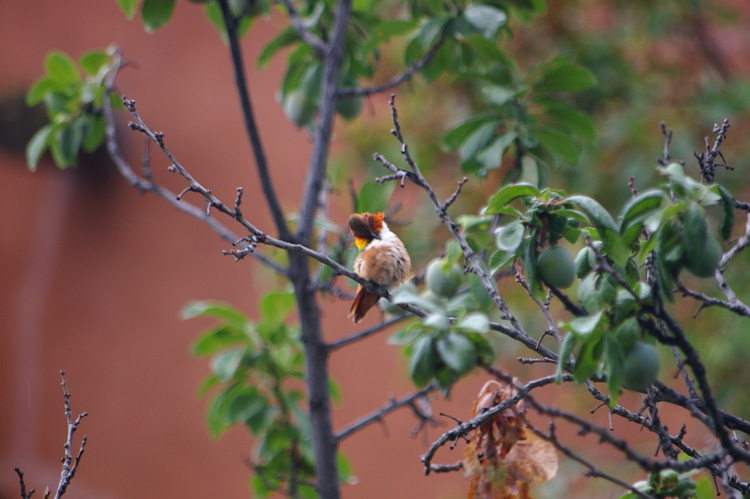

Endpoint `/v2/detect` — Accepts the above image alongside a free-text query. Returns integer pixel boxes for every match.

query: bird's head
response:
[348,212,384,250]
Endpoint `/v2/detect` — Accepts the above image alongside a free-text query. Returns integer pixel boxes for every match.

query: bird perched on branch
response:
[348,212,411,324]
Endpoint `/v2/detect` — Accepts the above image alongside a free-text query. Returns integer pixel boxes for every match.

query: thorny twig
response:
[15,371,88,499]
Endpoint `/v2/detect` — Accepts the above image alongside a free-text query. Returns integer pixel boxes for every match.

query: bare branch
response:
[337,36,445,97]
[327,314,409,351]
[336,384,439,442]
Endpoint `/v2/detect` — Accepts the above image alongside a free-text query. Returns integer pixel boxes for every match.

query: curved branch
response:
[275,0,328,56]
[336,36,445,97]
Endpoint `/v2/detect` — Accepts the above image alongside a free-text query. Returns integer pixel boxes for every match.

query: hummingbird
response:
[347,212,412,324]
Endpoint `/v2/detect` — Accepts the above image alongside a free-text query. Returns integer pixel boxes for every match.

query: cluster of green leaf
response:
[182,296,351,498]
[26,50,120,170]
[257,0,548,128]
[387,242,495,390]
[473,161,734,405]
[444,55,597,178]
[620,468,701,499]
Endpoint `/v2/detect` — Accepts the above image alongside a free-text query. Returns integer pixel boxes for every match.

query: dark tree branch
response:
[693,118,731,183]
[327,314,409,351]
[336,36,445,97]
[335,384,438,441]
[528,422,655,499]
[14,468,35,499]
[218,0,292,242]
[274,0,328,56]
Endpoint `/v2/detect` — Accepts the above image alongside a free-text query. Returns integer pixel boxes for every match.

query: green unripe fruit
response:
[622,342,661,392]
[686,234,722,278]
[426,259,463,298]
[537,245,576,289]
[682,203,722,278]
[336,95,363,120]
[284,90,316,127]
[615,318,641,351]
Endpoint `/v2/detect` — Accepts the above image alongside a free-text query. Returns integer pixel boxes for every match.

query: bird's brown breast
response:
[353,239,411,287]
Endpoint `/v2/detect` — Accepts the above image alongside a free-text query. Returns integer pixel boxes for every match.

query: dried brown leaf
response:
[505,431,559,484]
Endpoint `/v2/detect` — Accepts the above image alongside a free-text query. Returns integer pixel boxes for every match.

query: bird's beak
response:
[370,230,381,240]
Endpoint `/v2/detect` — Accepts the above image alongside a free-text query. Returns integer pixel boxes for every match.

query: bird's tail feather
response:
[348,285,379,324]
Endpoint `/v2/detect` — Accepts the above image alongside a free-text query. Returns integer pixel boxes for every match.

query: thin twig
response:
[335,384,438,441]
[274,0,328,56]
[336,37,446,97]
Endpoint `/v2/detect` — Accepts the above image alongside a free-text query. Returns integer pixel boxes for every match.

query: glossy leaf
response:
[495,220,525,252]
[456,312,490,333]
[535,57,597,92]
[26,77,60,106]
[26,124,53,171]
[604,336,625,406]
[409,335,437,387]
[443,116,499,149]
[182,300,248,327]
[141,0,176,33]
[436,332,476,373]
[45,51,80,86]
[712,185,735,240]
[486,183,540,213]
[79,51,111,76]
[619,190,665,231]
[462,4,507,39]
[555,333,576,384]
[535,126,581,164]
[116,0,140,19]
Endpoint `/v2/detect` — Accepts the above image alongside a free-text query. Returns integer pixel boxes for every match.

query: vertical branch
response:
[287,1,352,499]
[218,0,293,242]
[295,0,352,246]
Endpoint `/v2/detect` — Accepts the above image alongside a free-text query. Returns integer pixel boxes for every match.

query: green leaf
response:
[489,249,515,274]
[535,58,597,92]
[536,97,596,144]
[80,51,111,76]
[82,114,106,153]
[436,333,476,373]
[482,85,516,107]
[26,77,61,106]
[443,116,498,149]
[141,0,176,33]
[456,312,489,333]
[605,336,625,406]
[409,335,437,387]
[462,4,507,39]
[59,118,85,165]
[619,190,665,232]
[477,132,517,171]
[26,124,53,171]
[572,339,602,383]
[495,220,525,252]
[260,291,296,325]
[181,300,248,327]
[362,19,419,55]
[555,333,576,384]
[191,325,250,356]
[535,126,581,164]
[567,195,618,233]
[486,183,540,213]
[211,349,244,382]
[45,51,80,86]
[459,121,497,165]
[566,310,604,337]
[713,185,735,240]
[117,0,140,19]
[357,179,395,213]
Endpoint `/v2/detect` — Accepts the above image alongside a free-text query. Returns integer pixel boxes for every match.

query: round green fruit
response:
[426,259,463,298]
[284,90,316,127]
[615,318,641,351]
[537,245,576,289]
[336,95,363,121]
[622,342,661,392]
